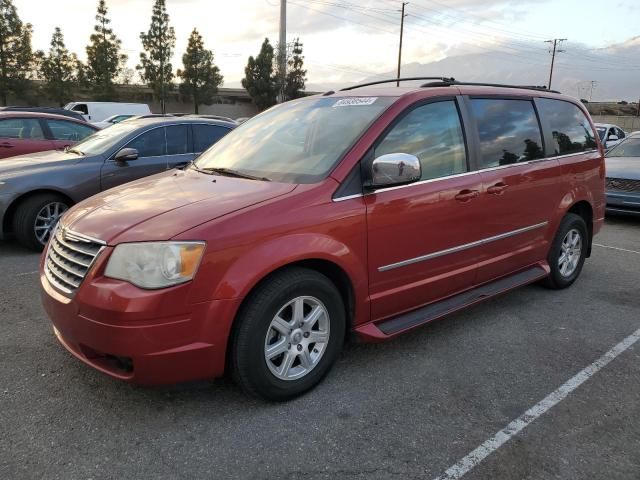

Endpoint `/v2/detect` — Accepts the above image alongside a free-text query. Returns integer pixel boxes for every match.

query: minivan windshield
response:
[193,96,396,183]
[70,122,140,156]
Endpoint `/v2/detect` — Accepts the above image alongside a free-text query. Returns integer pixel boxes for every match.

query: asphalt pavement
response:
[1,216,639,480]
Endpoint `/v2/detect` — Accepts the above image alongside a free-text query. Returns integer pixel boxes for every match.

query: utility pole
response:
[545,38,566,89]
[589,80,597,102]
[396,2,408,87]
[279,0,287,102]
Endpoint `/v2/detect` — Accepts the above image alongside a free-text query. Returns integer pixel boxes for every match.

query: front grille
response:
[44,227,105,296]
[606,177,640,193]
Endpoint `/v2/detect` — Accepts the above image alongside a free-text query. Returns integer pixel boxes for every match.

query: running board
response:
[370,265,548,338]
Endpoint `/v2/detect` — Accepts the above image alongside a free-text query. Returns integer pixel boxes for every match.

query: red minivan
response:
[40,80,606,400]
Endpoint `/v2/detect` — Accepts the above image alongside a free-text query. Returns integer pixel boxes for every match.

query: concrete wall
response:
[591,115,640,132]
[7,82,259,119]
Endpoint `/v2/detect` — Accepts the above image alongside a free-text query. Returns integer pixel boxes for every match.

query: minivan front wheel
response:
[542,213,588,289]
[231,267,345,401]
[13,194,69,251]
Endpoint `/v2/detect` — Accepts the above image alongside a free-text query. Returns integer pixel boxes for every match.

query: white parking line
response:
[14,270,38,277]
[433,327,640,480]
[593,243,640,256]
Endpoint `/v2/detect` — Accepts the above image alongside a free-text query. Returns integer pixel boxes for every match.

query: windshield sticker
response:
[333,97,378,107]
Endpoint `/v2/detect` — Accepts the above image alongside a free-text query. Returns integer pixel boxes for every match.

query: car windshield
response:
[607,138,640,157]
[193,96,396,183]
[71,122,140,156]
[596,127,607,141]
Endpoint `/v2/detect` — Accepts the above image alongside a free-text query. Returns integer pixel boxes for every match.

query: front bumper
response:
[606,191,640,216]
[0,193,13,240]
[40,264,242,386]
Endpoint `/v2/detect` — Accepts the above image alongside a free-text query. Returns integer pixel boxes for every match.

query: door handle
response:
[454,189,480,202]
[487,182,508,195]
[0,142,15,148]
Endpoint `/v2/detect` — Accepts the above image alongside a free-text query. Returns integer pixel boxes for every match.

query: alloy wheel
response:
[558,228,582,277]
[34,202,67,246]
[264,296,330,381]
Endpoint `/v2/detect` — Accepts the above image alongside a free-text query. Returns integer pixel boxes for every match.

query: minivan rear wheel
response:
[13,194,69,252]
[542,213,588,289]
[230,267,345,401]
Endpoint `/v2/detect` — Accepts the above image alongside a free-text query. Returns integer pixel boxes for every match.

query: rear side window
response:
[375,100,467,180]
[192,124,230,153]
[127,127,166,157]
[46,119,95,141]
[470,99,543,168]
[537,99,597,155]
[165,125,189,155]
[0,118,45,139]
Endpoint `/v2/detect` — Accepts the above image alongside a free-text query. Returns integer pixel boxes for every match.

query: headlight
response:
[104,242,205,289]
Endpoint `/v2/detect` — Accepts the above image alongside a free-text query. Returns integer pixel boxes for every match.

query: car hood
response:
[605,157,640,180]
[0,150,83,178]
[62,168,297,244]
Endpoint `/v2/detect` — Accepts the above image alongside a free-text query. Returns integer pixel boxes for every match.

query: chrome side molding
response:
[378,222,549,272]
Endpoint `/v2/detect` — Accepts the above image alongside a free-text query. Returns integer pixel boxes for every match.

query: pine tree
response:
[285,38,306,101]
[39,28,76,106]
[137,0,175,113]
[0,0,33,105]
[85,0,126,100]
[177,29,223,114]
[242,38,277,111]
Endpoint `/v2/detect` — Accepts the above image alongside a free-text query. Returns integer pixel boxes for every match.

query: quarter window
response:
[46,119,95,141]
[127,127,166,157]
[470,99,544,168]
[375,101,467,180]
[0,118,45,140]
[192,124,230,153]
[537,99,597,155]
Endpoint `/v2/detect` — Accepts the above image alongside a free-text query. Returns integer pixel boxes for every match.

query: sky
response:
[12,0,640,95]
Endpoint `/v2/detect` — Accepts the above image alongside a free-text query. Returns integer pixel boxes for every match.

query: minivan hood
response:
[63,168,296,244]
[0,150,83,178]
[605,157,640,180]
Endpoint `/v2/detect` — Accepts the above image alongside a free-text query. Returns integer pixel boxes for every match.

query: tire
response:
[231,267,346,401]
[13,194,70,252]
[541,213,588,289]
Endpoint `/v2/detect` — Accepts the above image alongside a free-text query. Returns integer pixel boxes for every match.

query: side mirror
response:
[367,153,421,189]
[608,135,619,141]
[114,148,139,162]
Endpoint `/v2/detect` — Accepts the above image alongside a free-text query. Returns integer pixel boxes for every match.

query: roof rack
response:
[420,79,560,94]
[339,77,560,94]
[340,77,456,91]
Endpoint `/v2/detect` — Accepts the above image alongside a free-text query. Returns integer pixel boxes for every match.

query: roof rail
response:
[340,77,456,91]
[420,79,561,94]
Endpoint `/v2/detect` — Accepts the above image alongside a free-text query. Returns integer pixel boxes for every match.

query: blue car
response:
[605,134,640,216]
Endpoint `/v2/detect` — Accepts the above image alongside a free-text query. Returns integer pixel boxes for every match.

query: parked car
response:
[91,114,137,129]
[0,112,98,159]
[188,114,238,124]
[40,80,605,401]
[64,102,151,122]
[0,117,235,250]
[604,135,640,215]
[0,106,86,122]
[595,122,627,149]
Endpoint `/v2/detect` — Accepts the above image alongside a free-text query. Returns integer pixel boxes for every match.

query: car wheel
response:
[541,213,588,289]
[13,194,69,252]
[231,267,346,401]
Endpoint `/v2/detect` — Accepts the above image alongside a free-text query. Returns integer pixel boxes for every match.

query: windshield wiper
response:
[199,167,271,182]
[65,146,85,156]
